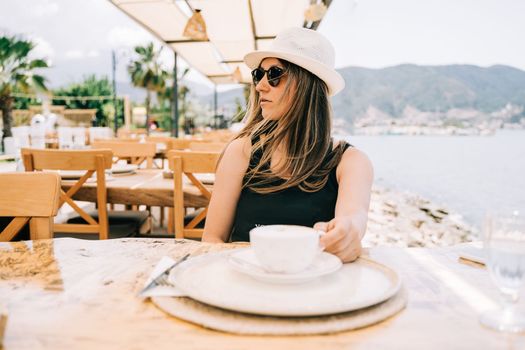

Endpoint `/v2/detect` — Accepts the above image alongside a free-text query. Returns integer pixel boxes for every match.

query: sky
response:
[1,0,524,90]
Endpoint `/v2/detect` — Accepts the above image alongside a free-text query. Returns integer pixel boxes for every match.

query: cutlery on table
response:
[139,253,190,296]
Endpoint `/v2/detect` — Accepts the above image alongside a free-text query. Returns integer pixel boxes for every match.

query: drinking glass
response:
[480,211,525,332]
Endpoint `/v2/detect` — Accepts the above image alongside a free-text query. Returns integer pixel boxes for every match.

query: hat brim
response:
[244,50,345,96]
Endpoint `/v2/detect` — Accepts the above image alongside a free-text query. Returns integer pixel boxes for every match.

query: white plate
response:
[170,250,401,317]
[111,164,138,174]
[57,170,90,179]
[195,173,215,184]
[180,173,215,185]
[60,174,115,182]
[228,248,342,284]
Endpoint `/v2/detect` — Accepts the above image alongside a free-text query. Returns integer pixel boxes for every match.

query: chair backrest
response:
[92,141,156,168]
[21,148,113,239]
[146,136,173,152]
[200,130,234,142]
[168,138,213,151]
[189,142,226,152]
[117,128,147,139]
[167,150,220,239]
[146,136,173,144]
[102,138,140,143]
[0,172,61,241]
[167,138,192,151]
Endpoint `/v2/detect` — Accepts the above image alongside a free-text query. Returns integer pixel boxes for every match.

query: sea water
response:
[347,129,525,227]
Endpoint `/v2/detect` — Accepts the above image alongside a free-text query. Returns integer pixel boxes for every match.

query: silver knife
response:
[139,253,190,296]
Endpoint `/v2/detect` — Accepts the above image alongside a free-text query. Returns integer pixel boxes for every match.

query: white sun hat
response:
[244,27,345,96]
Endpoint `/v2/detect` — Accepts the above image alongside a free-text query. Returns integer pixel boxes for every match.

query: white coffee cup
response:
[249,225,323,274]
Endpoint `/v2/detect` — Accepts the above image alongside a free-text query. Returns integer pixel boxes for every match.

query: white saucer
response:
[57,170,115,182]
[170,250,402,317]
[57,170,90,179]
[111,164,138,174]
[228,248,342,284]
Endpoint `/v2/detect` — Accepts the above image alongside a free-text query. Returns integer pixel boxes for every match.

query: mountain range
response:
[75,64,525,125]
[331,64,525,120]
[203,64,525,123]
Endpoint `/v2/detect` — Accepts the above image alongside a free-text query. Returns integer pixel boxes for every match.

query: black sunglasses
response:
[251,66,287,87]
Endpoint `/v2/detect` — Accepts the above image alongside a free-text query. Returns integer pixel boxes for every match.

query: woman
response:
[202,27,373,263]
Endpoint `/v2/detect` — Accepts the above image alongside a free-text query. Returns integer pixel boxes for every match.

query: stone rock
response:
[362,186,477,248]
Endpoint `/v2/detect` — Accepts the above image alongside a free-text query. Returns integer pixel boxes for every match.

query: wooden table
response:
[1,238,523,349]
[61,169,209,208]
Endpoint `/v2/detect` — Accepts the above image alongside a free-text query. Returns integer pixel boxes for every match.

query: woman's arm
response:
[201,137,251,243]
[315,147,374,262]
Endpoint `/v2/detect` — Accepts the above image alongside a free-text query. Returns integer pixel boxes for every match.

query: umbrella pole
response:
[112,50,119,134]
[172,51,179,138]
[214,85,218,129]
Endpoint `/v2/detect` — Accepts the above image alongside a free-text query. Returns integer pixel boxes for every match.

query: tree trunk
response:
[145,91,150,136]
[0,94,14,152]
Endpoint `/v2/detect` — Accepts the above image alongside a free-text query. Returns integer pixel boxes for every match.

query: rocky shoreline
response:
[364,186,478,248]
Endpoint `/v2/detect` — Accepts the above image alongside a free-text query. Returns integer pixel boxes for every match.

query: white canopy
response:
[109,0,331,85]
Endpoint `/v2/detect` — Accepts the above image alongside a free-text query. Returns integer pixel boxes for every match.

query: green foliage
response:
[149,108,172,131]
[12,85,39,109]
[157,67,189,106]
[0,35,49,138]
[128,43,168,92]
[0,36,49,95]
[128,42,169,132]
[52,75,121,126]
[231,84,250,122]
[155,66,195,134]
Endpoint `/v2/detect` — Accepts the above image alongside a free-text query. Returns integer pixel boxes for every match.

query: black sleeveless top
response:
[230,139,352,242]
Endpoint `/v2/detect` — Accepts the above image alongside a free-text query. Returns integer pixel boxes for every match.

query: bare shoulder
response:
[226,137,252,157]
[218,137,251,175]
[341,146,371,163]
[336,145,374,181]
[225,136,251,158]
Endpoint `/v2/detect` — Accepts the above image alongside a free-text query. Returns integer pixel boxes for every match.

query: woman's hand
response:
[314,216,362,263]
[317,146,372,263]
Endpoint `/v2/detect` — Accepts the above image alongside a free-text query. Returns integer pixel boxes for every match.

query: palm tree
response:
[127,43,168,135]
[0,36,49,148]
[53,75,115,126]
[157,67,190,135]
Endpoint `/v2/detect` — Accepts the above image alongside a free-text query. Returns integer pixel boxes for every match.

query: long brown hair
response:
[236,59,347,194]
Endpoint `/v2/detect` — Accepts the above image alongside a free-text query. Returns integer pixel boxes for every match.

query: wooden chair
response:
[146,136,173,145]
[0,172,61,241]
[91,141,156,169]
[117,128,147,139]
[168,138,214,151]
[189,142,226,152]
[93,140,158,221]
[200,130,235,142]
[167,150,220,239]
[168,138,192,151]
[146,136,173,169]
[22,148,112,239]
